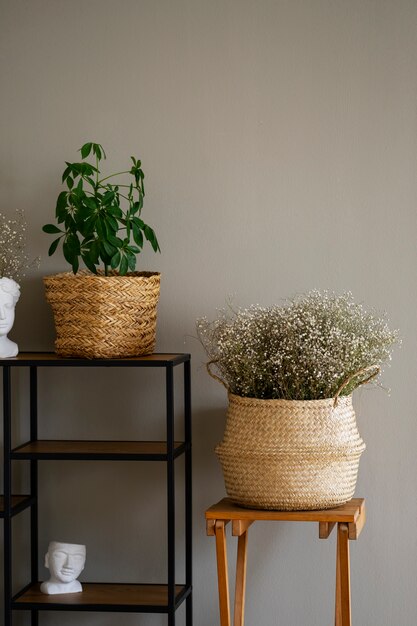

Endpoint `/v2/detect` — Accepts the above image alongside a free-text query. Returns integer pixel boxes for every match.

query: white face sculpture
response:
[0,286,17,337]
[45,542,86,584]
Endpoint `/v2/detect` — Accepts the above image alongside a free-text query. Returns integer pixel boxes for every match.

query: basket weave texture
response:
[215,393,366,511]
[44,271,161,359]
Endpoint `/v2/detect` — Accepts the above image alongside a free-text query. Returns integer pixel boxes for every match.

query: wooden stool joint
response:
[232,519,253,536]
[319,521,336,538]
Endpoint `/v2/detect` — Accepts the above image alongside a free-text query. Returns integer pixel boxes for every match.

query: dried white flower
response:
[197,291,400,400]
[0,210,40,281]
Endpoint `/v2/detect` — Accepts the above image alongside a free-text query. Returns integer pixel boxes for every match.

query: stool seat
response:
[205,497,366,626]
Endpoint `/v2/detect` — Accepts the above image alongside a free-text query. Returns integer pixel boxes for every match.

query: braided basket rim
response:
[44,270,161,283]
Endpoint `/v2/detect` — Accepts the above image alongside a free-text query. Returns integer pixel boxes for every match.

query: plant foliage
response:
[43,142,160,275]
[197,291,400,400]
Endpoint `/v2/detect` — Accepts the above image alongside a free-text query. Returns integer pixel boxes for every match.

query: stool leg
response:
[335,523,351,626]
[215,521,231,626]
[335,525,342,626]
[234,530,248,626]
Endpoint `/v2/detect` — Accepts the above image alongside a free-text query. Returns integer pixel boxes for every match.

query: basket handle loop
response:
[206,360,229,391]
[333,365,380,407]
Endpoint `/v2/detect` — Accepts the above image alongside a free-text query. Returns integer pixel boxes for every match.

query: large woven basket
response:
[215,393,366,511]
[44,270,161,359]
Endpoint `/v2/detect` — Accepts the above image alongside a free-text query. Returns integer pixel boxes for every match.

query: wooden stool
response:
[205,498,366,626]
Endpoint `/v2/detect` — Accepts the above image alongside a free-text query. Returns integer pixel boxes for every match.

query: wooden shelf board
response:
[0,352,189,366]
[13,583,186,610]
[12,440,185,459]
[0,495,31,515]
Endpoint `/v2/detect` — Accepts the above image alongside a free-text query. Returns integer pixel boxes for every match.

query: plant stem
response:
[99,171,130,184]
[96,155,99,188]
[99,184,132,189]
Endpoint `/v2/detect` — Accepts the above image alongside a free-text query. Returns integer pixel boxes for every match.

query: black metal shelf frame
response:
[11,582,193,613]
[2,353,192,626]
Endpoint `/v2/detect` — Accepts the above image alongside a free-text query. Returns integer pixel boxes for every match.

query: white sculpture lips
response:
[61,567,74,575]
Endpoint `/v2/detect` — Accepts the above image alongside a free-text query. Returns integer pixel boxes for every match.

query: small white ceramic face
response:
[0,290,15,337]
[46,542,86,584]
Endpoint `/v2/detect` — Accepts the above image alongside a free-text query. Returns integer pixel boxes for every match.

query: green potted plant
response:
[43,142,161,358]
[197,291,399,510]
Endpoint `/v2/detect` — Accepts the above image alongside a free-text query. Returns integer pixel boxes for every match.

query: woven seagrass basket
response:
[44,270,161,359]
[215,393,366,511]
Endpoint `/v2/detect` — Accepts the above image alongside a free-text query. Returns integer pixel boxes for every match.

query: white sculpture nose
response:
[0,306,6,320]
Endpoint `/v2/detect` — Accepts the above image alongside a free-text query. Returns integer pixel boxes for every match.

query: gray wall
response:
[1,0,416,624]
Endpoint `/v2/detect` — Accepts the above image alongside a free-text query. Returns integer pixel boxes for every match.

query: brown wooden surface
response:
[207,499,365,626]
[335,526,342,626]
[0,495,29,512]
[337,524,351,626]
[319,521,336,539]
[206,498,364,524]
[207,519,229,536]
[215,521,231,626]
[12,440,183,456]
[14,583,185,606]
[348,501,366,540]
[234,531,248,626]
[232,520,253,537]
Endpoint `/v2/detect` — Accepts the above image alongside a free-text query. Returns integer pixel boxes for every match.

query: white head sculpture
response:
[0,277,20,358]
[40,541,86,595]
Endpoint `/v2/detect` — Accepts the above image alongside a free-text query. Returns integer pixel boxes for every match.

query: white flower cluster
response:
[197,291,400,400]
[0,210,39,281]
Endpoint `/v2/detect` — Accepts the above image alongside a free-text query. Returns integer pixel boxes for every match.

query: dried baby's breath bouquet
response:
[197,291,399,400]
[0,209,39,281]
